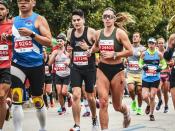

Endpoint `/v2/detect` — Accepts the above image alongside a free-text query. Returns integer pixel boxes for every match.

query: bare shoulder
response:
[88,27,96,33]
[116,28,128,39]
[95,29,102,39]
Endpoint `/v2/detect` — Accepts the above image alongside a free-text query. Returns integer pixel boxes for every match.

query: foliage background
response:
[9,0,175,44]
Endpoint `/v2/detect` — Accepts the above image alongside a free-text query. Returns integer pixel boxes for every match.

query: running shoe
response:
[131,100,137,111]
[70,124,80,131]
[92,116,99,131]
[82,111,90,117]
[123,110,131,128]
[145,105,150,115]
[156,99,162,111]
[149,114,155,121]
[57,107,62,113]
[164,106,168,113]
[136,107,143,115]
[67,94,73,107]
[59,107,66,115]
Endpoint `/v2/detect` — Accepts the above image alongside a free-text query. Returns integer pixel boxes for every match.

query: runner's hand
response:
[142,65,148,71]
[79,40,89,50]
[101,51,114,59]
[18,27,33,36]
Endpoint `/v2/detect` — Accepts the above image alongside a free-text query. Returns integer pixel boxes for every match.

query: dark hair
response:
[72,9,84,18]
[0,0,9,9]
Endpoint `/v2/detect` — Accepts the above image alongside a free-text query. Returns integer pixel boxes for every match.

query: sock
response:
[83,99,90,112]
[0,129,2,131]
[36,106,47,130]
[11,104,24,131]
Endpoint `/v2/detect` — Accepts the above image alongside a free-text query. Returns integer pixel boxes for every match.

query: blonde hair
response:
[115,12,135,31]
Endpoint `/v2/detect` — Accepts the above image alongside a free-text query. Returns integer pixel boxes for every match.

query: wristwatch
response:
[113,52,117,60]
[30,32,36,38]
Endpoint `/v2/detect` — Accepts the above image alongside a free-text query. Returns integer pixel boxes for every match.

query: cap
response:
[56,33,67,41]
[147,37,156,43]
[0,0,9,9]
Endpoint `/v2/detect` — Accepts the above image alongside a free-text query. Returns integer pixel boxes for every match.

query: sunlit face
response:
[132,33,141,44]
[17,0,35,13]
[0,4,8,21]
[157,39,165,49]
[102,10,116,27]
[72,15,84,30]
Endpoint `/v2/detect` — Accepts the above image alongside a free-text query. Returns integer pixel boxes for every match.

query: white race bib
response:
[14,37,33,53]
[145,65,157,76]
[99,40,114,51]
[73,51,88,66]
[0,44,9,61]
[128,61,139,70]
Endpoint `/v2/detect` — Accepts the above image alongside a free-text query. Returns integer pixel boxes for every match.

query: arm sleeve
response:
[139,58,144,68]
[160,59,167,70]
[164,48,174,61]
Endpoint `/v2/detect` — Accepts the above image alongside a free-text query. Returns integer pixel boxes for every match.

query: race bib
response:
[145,65,157,76]
[128,61,139,70]
[73,51,88,66]
[99,40,114,51]
[14,37,33,53]
[55,63,66,71]
[0,44,9,61]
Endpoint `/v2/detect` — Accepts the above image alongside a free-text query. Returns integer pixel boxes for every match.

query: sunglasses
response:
[102,14,115,19]
[56,39,64,43]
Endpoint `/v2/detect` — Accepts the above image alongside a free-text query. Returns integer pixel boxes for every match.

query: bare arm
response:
[48,50,58,66]
[35,16,52,47]
[116,28,133,58]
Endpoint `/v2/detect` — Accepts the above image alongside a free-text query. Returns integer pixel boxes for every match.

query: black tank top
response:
[70,27,96,70]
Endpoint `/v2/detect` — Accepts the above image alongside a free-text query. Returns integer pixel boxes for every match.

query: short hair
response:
[0,0,9,9]
[104,7,116,14]
[72,9,84,18]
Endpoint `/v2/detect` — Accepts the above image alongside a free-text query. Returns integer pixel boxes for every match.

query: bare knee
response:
[99,98,108,109]
[73,92,81,101]
[142,94,149,100]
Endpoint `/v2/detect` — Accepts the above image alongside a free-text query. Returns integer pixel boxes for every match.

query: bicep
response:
[38,16,52,39]
[118,30,132,50]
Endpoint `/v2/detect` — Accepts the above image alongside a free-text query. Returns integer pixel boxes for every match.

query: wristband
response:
[113,52,117,60]
[30,32,36,38]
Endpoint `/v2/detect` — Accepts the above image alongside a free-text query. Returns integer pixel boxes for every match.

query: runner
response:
[156,37,170,113]
[10,0,52,131]
[43,47,54,109]
[89,7,133,130]
[126,32,145,115]
[67,9,98,131]
[49,33,72,115]
[0,1,13,131]
[164,33,175,109]
[139,37,167,121]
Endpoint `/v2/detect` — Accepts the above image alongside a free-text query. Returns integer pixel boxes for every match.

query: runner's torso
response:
[12,12,43,67]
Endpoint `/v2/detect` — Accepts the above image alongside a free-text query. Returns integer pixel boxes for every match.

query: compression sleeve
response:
[160,59,167,70]
[139,58,144,68]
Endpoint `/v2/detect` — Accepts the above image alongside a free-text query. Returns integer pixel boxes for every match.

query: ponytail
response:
[114,12,135,32]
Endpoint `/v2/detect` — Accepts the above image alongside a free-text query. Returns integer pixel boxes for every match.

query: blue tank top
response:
[142,50,160,82]
[12,12,43,67]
